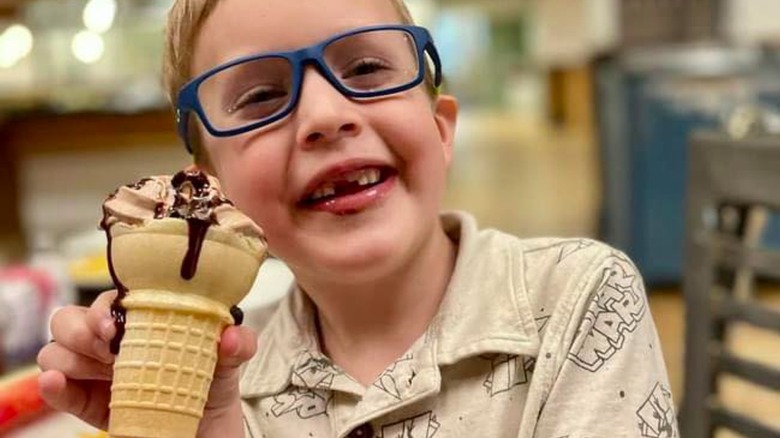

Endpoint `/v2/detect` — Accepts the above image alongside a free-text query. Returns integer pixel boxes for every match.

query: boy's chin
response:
[290,202,440,282]
[317,242,402,276]
[303,233,413,282]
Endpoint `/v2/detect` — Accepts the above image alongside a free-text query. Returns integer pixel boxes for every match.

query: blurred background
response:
[0,0,778,436]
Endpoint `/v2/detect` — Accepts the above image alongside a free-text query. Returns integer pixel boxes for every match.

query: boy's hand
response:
[37,290,258,436]
[37,291,116,428]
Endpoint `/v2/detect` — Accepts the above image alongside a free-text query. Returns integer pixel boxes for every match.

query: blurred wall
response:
[20,146,187,246]
[531,0,618,66]
[725,0,780,45]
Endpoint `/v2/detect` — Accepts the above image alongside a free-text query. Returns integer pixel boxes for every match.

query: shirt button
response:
[347,423,374,438]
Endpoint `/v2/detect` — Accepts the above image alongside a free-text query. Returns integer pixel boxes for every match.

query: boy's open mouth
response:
[299,166,396,209]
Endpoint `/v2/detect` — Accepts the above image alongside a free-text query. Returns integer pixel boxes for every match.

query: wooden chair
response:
[680,132,780,438]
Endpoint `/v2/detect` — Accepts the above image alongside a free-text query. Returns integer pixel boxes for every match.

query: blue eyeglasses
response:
[175,24,443,153]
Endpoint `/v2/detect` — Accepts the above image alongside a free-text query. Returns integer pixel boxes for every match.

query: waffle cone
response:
[107,220,265,438]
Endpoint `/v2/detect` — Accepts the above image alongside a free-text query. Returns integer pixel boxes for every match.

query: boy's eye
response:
[229,86,288,115]
[342,58,391,79]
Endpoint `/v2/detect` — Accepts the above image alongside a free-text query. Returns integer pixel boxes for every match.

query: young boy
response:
[37,0,678,437]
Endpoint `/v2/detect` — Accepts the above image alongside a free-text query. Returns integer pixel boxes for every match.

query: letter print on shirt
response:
[373,353,414,400]
[379,411,440,438]
[271,386,331,419]
[480,353,535,397]
[290,351,342,390]
[636,382,677,438]
[270,351,339,419]
[567,253,646,372]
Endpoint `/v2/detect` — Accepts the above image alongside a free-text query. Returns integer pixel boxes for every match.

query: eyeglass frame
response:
[175,24,443,154]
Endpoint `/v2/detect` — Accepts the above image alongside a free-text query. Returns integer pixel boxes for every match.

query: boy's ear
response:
[433,94,458,167]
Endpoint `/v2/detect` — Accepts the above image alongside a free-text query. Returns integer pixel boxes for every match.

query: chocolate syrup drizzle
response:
[101,171,243,355]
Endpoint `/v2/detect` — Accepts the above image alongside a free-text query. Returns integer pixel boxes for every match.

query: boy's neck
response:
[299,222,457,387]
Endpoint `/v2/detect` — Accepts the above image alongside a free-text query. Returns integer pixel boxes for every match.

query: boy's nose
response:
[294,67,361,149]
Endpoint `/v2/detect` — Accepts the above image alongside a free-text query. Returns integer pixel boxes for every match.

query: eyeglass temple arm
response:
[425,42,443,91]
[176,108,195,155]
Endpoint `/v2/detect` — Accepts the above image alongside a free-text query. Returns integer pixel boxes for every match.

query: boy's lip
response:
[297,158,397,210]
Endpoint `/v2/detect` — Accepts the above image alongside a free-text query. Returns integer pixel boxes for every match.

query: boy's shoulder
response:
[446,212,636,299]
[471,223,642,333]
[473,224,625,287]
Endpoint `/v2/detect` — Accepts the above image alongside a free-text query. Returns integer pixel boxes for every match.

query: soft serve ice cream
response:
[100,170,266,352]
[99,170,266,438]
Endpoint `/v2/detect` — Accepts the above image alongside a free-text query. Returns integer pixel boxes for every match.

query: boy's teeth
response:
[368,169,380,184]
[309,168,382,201]
[345,170,363,183]
[311,183,335,200]
[345,168,381,187]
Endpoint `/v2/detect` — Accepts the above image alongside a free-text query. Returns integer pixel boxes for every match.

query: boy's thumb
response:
[206,326,256,412]
[216,325,258,371]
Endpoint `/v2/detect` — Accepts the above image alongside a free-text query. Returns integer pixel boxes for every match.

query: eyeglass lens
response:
[196,28,420,131]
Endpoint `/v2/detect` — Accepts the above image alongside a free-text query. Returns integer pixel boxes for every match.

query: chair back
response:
[680,132,780,438]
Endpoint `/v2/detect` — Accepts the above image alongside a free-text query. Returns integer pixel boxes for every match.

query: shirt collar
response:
[240,285,330,398]
[240,211,540,398]
[430,211,540,365]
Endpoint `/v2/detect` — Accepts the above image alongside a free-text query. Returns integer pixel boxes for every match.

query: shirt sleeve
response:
[533,251,679,438]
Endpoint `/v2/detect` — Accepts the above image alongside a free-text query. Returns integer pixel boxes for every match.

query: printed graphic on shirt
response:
[290,351,342,390]
[243,417,255,438]
[374,353,414,400]
[480,353,535,396]
[380,411,440,438]
[637,382,677,438]
[535,315,551,334]
[557,239,595,263]
[568,254,646,372]
[271,386,331,419]
[526,239,595,264]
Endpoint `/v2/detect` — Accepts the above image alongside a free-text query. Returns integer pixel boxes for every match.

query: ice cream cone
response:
[107,219,265,438]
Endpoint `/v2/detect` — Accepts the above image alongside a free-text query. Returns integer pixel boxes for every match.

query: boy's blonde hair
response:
[163,0,425,162]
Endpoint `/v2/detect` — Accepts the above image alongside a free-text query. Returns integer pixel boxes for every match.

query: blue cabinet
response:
[595,46,780,286]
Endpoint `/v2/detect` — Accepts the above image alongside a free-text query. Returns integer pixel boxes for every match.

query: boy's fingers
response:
[86,290,118,342]
[37,342,113,381]
[38,370,84,412]
[207,326,257,410]
[38,370,111,430]
[216,325,258,371]
[49,306,114,364]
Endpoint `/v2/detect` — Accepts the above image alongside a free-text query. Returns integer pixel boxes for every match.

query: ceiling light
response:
[83,0,117,33]
[0,24,34,68]
[72,30,104,64]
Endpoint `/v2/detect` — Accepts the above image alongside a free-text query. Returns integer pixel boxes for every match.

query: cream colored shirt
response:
[239,212,678,438]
